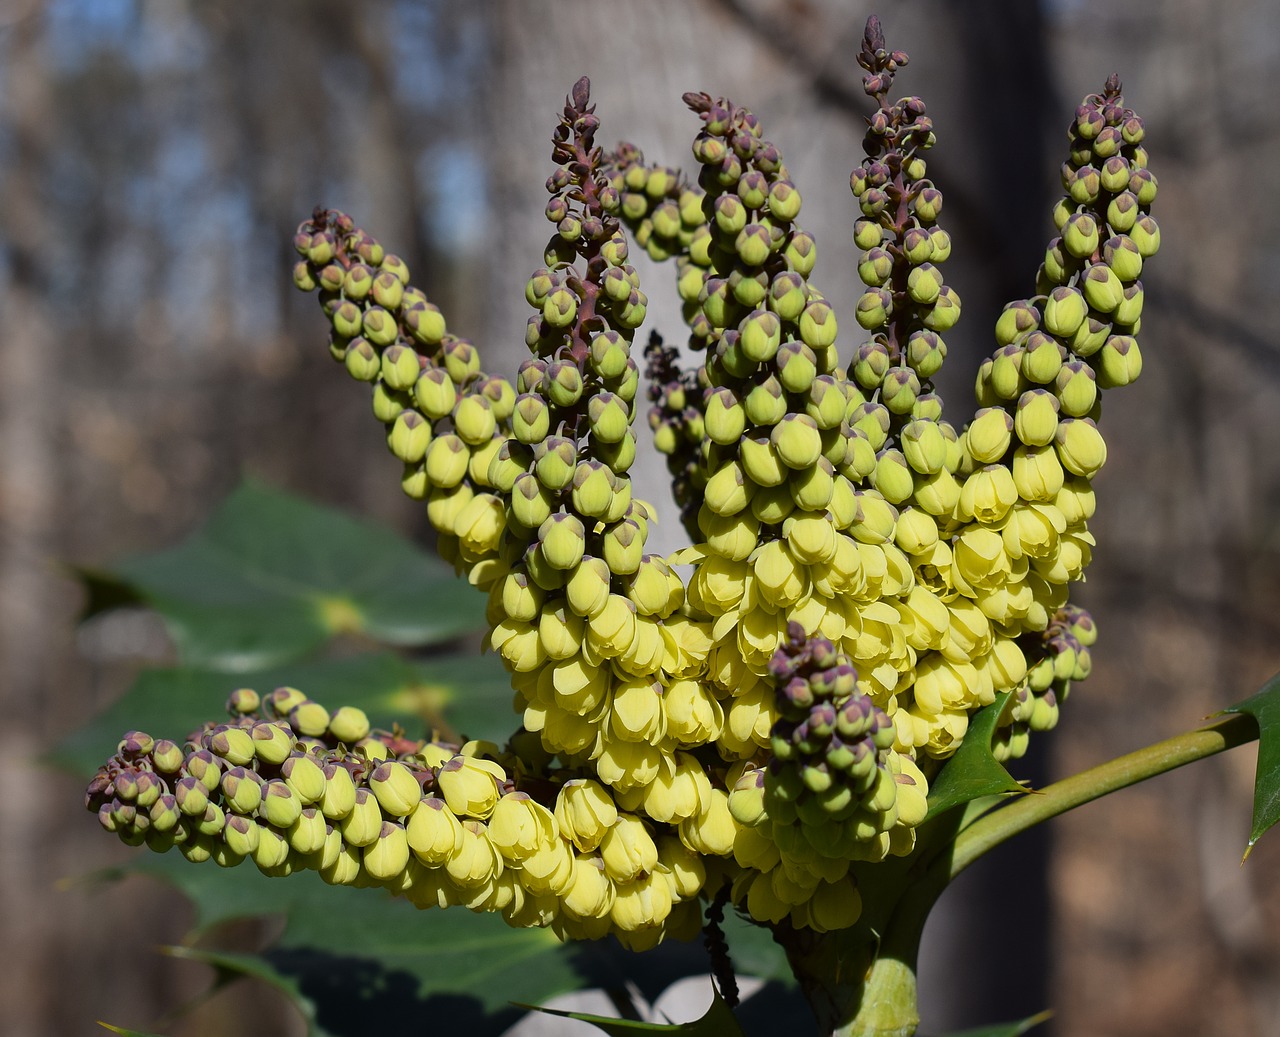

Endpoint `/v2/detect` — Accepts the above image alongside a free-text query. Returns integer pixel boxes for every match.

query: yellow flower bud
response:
[340,787,384,847]
[952,527,1012,593]
[561,855,615,920]
[610,871,673,932]
[663,678,724,745]
[488,792,557,864]
[446,821,503,887]
[642,753,708,824]
[594,736,662,791]
[555,779,618,853]
[585,594,637,658]
[406,796,463,865]
[678,787,737,857]
[600,814,658,882]
[958,465,1019,525]
[965,407,1015,465]
[1055,418,1107,477]
[363,820,411,882]
[1012,444,1065,502]
[436,755,503,819]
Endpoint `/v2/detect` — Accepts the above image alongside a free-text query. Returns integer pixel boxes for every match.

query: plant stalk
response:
[948,712,1257,879]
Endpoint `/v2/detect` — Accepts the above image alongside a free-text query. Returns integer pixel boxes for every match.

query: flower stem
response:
[947,712,1258,879]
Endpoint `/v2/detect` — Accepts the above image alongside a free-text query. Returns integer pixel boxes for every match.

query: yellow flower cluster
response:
[93,54,1156,946]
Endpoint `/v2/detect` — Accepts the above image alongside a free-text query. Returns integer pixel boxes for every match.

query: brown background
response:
[3,0,1279,1034]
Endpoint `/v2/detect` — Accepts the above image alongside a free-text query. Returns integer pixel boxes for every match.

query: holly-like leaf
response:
[923,692,1026,821]
[80,480,485,670]
[935,1008,1052,1036]
[1221,670,1280,856]
[517,988,744,1036]
[49,650,516,779]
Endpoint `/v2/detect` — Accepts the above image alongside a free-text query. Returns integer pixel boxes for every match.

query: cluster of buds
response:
[89,20,1158,944]
[86,688,711,949]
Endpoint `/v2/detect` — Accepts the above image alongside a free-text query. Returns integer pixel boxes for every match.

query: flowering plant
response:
[80,18,1279,1037]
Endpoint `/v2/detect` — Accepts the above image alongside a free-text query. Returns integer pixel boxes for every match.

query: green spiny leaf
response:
[924,691,1026,821]
[80,479,485,670]
[516,988,744,1036]
[934,1008,1053,1036]
[1221,670,1280,856]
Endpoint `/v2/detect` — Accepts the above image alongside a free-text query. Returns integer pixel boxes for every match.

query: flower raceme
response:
[87,31,1154,947]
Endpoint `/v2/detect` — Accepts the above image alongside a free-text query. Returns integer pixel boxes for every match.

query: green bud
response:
[800,301,838,349]
[341,787,384,847]
[1081,263,1123,313]
[1062,212,1100,259]
[872,449,915,505]
[361,307,399,349]
[880,366,921,416]
[413,368,457,421]
[767,272,808,322]
[280,754,326,804]
[1113,283,1143,326]
[1020,332,1064,385]
[540,513,587,570]
[1014,389,1061,447]
[387,410,431,463]
[380,344,421,391]
[739,309,782,362]
[920,285,961,332]
[511,472,554,529]
[805,376,847,430]
[1103,235,1143,282]
[966,407,1015,464]
[735,224,773,266]
[784,230,817,275]
[1094,335,1142,389]
[534,436,577,492]
[261,779,303,829]
[329,706,371,744]
[287,806,329,856]
[775,340,818,393]
[743,379,787,428]
[853,219,883,250]
[454,395,497,446]
[543,287,579,328]
[767,180,802,221]
[221,766,264,815]
[250,722,295,766]
[370,761,424,818]
[851,339,891,392]
[914,186,942,223]
[404,302,446,347]
[858,247,894,287]
[343,338,380,382]
[704,460,753,515]
[589,331,631,379]
[1130,215,1160,258]
[771,413,824,470]
[1055,359,1098,417]
[855,288,891,330]
[1042,287,1088,339]
[1055,418,1107,477]
[588,392,631,444]
[320,762,358,820]
[906,330,946,379]
[182,749,222,793]
[209,727,255,766]
[900,419,947,475]
[907,263,944,305]
[174,776,209,817]
[989,344,1026,401]
[545,360,585,408]
[224,814,261,857]
[994,300,1040,346]
[289,701,331,738]
[566,461,610,521]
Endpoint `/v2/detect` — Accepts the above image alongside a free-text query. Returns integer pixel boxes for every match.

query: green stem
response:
[948,713,1258,879]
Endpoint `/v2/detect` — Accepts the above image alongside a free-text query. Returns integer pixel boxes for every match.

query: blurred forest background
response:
[3,0,1280,1034]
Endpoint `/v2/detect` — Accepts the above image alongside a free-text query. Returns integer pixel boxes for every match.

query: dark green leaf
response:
[935,1008,1052,1036]
[717,911,792,987]
[1221,670,1280,856]
[88,480,485,670]
[88,851,581,1037]
[924,692,1026,821]
[517,989,744,1036]
[98,1025,168,1036]
[49,650,516,778]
